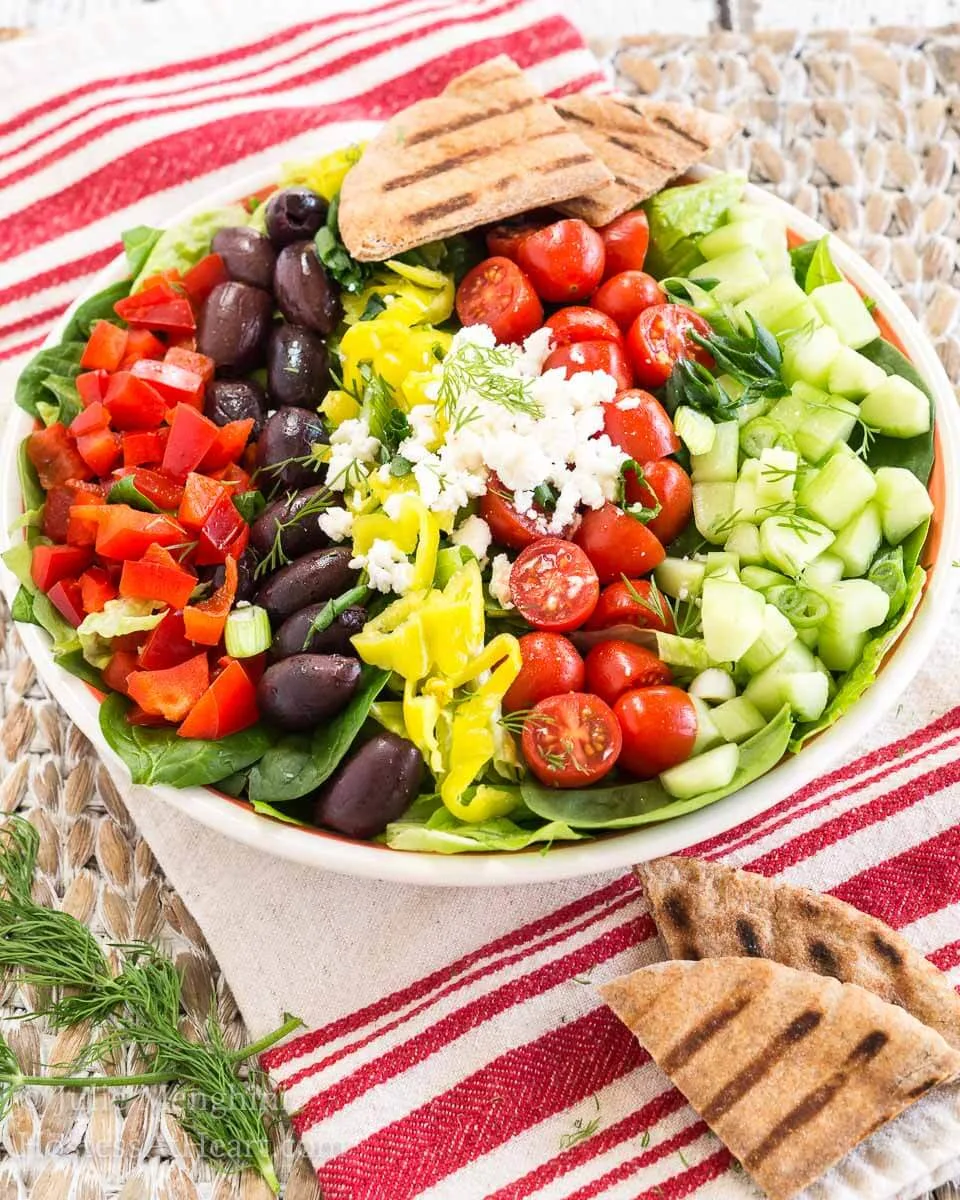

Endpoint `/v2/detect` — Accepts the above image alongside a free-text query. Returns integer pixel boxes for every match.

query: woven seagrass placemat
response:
[1,24,959,1200]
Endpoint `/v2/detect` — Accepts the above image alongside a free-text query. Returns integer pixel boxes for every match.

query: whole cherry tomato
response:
[584,640,672,707]
[574,503,665,585]
[544,306,624,348]
[485,213,554,260]
[614,685,697,778]
[516,219,605,303]
[599,210,650,277]
[585,578,676,634]
[480,475,563,550]
[456,257,543,345]
[603,390,679,462]
[509,538,599,632]
[543,341,633,392]
[503,632,585,713]
[625,459,693,547]
[521,692,621,786]
[591,271,665,331]
[626,303,713,389]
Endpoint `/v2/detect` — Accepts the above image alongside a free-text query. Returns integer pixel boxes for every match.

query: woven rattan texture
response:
[1,24,959,1200]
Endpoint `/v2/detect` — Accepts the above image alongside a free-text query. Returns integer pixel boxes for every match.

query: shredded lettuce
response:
[644,173,745,279]
[133,206,249,290]
[77,599,165,668]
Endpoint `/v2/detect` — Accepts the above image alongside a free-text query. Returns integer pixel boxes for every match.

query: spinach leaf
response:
[11,585,38,625]
[801,236,843,293]
[522,707,794,829]
[857,337,935,484]
[122,226,163,277]
[247,666,390,803]
[18,439,46,513]
[789,239,819,288]
[15,342,85,419]
[54,649,105,689]
[359,294,387,322]
[250,799,311,827]
[384,805,583,854]
[108,475,162,513]
[62,280,132,342]
[314,193,373,294]
[40,374,82,426]
[99,693,273,788]
[232,491,266,523]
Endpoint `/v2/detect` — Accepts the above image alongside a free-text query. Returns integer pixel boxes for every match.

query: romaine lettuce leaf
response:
[383,804,583,854]
[77,598,165,668]
[133,205,249,290]
[644,173,745,279]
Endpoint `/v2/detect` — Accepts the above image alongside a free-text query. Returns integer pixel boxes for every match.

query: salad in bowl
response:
[3,61,955,877]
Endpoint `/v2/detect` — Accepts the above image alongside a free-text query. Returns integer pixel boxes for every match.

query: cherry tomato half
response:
[543,341,633,392]
[603,390,679,462]
[485,214,550,261]
[574,503,665,585]
[584,640,672,708]
[591,271,665,332]
[516,219,605,303]
[626,303,713,389]
[585,579,676,634]
[625,459,693,547]
[600,210,650,278]
[509,538,599,632]
[614,685,697,778]
[503,632,585,713]
[456,257,543,345]
[480,474,562,550]
[545,306,624,348]
[521,692,621,787]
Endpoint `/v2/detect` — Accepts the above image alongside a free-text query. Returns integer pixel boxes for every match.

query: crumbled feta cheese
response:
[615,394,641,411]
[516,326,554,375]
[317,506,354,542]
[489,554,514,609]
[382,492,409,520]
[351,539,414,595]
[327,418,381,490]
[451,515,492,565]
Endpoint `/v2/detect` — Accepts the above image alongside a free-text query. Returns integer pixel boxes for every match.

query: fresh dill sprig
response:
[253,485,337,580]
[438,342,543,427]
[620,574,700,638]
[559,1095,601,1150]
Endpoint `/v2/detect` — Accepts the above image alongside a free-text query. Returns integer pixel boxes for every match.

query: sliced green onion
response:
[767,584,828,630]
[739,417,795,459]
[867,547,907,614]
[224,605,272,658]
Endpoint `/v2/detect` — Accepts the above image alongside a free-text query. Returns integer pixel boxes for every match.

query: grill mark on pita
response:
[660,992,753,1074]
[543,153,598,172]
[701,1009,822,1123]
[736,919,764,958]
[407,192,479,223]
[872,934,904,967]
[403,95,537,146]
[849,1030,890,1063]
[650,114,710,149]
[383,128,569,190]
[663,892,691,931]
[809,940,842,978]
[907,1076,941,1098]
[608,142,676,172]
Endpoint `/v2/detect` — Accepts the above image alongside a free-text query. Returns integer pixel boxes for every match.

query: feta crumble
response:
[317,506,354,542]
[451,515,492,565]
[489,554,514,609]
[352,538,414,595]
[327,418,381,489]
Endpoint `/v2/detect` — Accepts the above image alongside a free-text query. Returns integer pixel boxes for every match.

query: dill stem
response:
[227,1015,303,1064]
[5,1069,176,1088]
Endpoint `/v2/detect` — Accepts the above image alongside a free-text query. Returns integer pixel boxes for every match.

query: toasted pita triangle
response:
[637,857,960,1050]
[338,57,613,261]
[601,958,960,1200]
[554,93,738,225]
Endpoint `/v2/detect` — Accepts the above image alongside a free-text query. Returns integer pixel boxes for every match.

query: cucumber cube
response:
[689,668,737,704]
[655,633,725,672]
[769,382,828,435]
[780,671,830,721]
[825,579,891,633]
[691,696,725,754]
[701,578,766,662]
[660,743,739,799]
[733,460,764,525]
[698,218,781,261]
[654,557,706,600]
[724,522,764,566]
[757,447,798,506]
[810,281,879,348]
[735,276,822,338]
[797,451,877,530]
[859,375,931,438]
[831,502,883,577]
[692,421,740,483]
[691,249,769,304]
[693,481,736,544]
[794,395,859,464]
[737,396,772,426]
[818,626,869,673]
[711,696,767,743]
[743,640,821,717]
[802,553,845,587]
[760,515,835,576]
[739,603,798,674]
[874,467,934,545]
[740,565,791,592]
[781,324,843,390]
[702,551,741,580]
[675,406,716,456]
[827,345,887,398]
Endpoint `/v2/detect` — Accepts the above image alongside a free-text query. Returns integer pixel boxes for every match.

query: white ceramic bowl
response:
[3,155,958,886]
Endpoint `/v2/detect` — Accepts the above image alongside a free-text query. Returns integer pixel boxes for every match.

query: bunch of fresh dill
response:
[0,816,301,1192]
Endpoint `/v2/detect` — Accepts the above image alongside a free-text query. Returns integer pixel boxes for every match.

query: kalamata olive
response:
[250,485,330,561]
[257,654,360,732]
[204,379,268,437]
[254,547,358,622]
[272,604,365,659]
[312,733,424,839]
[266,325,331,409]
[265,187,328,248]
[211,226,277,290]
[202,548,259,604]
[255,406,328,492]
[273,242,342,336]
[198,281,272,374]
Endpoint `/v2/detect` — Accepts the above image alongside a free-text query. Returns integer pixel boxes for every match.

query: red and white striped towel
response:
[2,3,959,1197]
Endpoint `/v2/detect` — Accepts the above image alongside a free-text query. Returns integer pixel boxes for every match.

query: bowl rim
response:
[3,147,959,887]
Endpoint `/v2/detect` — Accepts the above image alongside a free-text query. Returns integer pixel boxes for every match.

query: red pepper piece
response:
[28,423,93,488]
[183,554,236,646]
[119,543,197,609]
[104,372,167,431]
[102,650,140,696]
[177,472,225,531]
[43,481,103,544]
[118,328,166,369]
[46,577,86,627]
[137,608,198,670]
[178,657,258,740]
[131,359,204,408]
[31,543,94,592]
[126,653,210,722]
[209,461,252,490]
[93,505,187,560]
[115,286,196,336]
[195,492,244,565]
[79,565,117,614]
[122,428,168,467]
[198,418,254,472]
[164,346,214,385]
[75,428,122,476]
[70,400,111,437]
[80,320,128,371]
[76,370,109,407]
[181,253,228,307]
[130,468,184,511]
[162,404,218,478]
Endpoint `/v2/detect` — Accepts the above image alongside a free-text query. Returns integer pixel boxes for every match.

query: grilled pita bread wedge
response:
[554,94,738,225]
[637,857,960,1050]
[338,57,613,261]
[600,958,960,1200]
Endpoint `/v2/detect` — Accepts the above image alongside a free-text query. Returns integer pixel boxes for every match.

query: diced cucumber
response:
[743,641,820,718]
[691,249,769,304]
[810,281,879,349]
[769,382,827,433]
[701,551,740,577]
[737,396,774,426]
[689,667,737,703]
[655,633,725,672]
[727,201,782,227]
[740,416,795,458]
[724,522,764,566]
[831,502,883,578]
[701,578,766,662]
[797,451,877,530]
[699,218,783,261]
[779,671,830,721]
[740,565,791,592]
[780,324,843,390]
[675,406,716,456]
[691,697,725,754]
[711,696,767,743]
[825,579,891,634]
[859,375,931,438]
[739,602,798,674]
[757,447,798,506]
[693,481,736,544]
[818,626,869,673]
[716,373,746,403]
[692,421,740,483]
[794,395,859,464]
[874,467,934,545]
[733,460,764,525]
[660,743,739,799]
[759,515,835,576]
[802,553,845,587]
[655,557,706,600]
[735,275,822,338]
[827,344,887,398]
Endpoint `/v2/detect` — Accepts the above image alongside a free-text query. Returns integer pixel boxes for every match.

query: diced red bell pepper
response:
[28,423,93,488]
[194,492,245,565]
[137,608,197,670]
[130,359,204,409]
[162,404,219,478]
[77,370,109,407]
[178,658,258,740]
[79,565,117,614]
[183,554,236,646]
[125,705,170,727]
[126,653,209,722]
[164,346,214,385]
[104,372,167,431]
[75,428,122,476]
[199,418,254,472]
[67,501,107,547]
[93,505,187,560]
[118,328,166,369]
[209,461,252,491]
[102,650,140,696]
[138,271,182,293]
[129,468,184,511]
[219,651,266,686]
[120,543,196,609]
[122,428,168,467]
[115,285,196,336]
[31,543,94,592]
[81,320,128,371]
[181,253,228,307]
[177,472,225,531]
[46,577,86,627]
[70,400,111,437]
[43,481,102,544]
